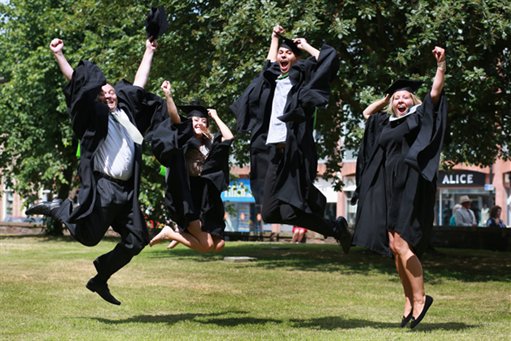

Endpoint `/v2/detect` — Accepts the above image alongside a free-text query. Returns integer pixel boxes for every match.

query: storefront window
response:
[437,189,494,227]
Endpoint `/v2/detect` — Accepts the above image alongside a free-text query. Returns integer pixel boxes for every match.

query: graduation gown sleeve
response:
[63,60,108,139]
[114,80,167,135]
[280,44,340,123]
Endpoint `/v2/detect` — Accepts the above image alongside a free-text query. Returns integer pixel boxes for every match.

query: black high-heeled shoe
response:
[410,295,434,329]
[400,311,413,328]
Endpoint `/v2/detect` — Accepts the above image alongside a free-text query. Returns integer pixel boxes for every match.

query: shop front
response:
[221,177,341,235]
[437,170,493,226]
[221,178,271,233]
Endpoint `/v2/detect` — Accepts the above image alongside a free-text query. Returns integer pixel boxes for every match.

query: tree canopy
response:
[1,0,510,224]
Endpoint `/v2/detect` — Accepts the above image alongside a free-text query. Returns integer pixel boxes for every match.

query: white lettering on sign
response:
[442,173,474,185]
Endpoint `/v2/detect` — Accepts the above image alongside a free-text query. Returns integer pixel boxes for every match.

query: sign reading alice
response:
[438,171,486,187]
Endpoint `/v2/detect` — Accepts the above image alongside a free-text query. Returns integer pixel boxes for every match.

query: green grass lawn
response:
[0,236,510,340]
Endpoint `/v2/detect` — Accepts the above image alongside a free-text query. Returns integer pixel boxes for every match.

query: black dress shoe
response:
[400,311,413,328]
[410,295,433,329]
[25,199,61,216]
[333,216,352,254]
[86,277,121,306]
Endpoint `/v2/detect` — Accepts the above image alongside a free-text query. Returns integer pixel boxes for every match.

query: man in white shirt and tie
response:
[26,37,165,305]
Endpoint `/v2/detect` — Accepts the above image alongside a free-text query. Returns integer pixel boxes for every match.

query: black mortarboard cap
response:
[277,33,302,56]
[178,105,209,119]
[385,79,423,95]
[145,6,169,40]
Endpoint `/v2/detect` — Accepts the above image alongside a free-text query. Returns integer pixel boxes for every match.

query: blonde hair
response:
[385,91,422,116]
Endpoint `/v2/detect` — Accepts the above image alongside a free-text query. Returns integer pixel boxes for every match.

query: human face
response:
[392,90,415,117]
[98,84,118,111]
[277,47,297,74]
[191,116,208,137]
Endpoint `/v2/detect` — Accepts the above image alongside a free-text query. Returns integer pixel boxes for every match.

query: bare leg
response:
[151,220,220,253]
[297,230,305,243]
[389,232,414,318]
[292,231,298,243]
[167,240,179,249]
[389,231,426,319]
[167,225,180,249]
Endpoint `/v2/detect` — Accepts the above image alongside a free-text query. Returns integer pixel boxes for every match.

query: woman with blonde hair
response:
[353,46,447,328]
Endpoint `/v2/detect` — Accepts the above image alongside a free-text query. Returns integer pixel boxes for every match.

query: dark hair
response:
[489,205,502,219]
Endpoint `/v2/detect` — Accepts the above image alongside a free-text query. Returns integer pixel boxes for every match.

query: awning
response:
[221,179,256,203]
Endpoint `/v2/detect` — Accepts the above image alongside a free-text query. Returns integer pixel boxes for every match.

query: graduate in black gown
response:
[353,47,447,328]
[148,80,234,252]
[230,25,351,252]
[25,37,165,305]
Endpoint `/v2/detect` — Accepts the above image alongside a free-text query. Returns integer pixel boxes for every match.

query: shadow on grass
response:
[89,311,478,331]
[91,311,248,325]
[5,235,510,283]
[148,243,511,283]
[290,316,478,332]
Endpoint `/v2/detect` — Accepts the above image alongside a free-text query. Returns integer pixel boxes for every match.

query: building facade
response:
[226,157,511,231]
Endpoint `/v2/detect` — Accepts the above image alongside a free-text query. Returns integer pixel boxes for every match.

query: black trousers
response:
[52,175,147,282]
[261,146,335,238]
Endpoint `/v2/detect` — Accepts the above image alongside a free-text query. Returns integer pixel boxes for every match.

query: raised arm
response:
[208,109,234,141]
[362,94,390,120]
[49,38,73,81]
[133,39,157,88]
[430,46,446,105]
[160,80,180,124]
[266,25,284,62]
[294,38,320,60]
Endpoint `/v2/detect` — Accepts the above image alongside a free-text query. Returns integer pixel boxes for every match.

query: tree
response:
[0,0,510,229]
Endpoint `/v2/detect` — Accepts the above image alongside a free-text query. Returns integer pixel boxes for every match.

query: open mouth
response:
[279,61,289,72]
[396,104,408,115]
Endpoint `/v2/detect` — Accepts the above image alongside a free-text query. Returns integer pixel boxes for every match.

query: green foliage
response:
[0,0,510,220]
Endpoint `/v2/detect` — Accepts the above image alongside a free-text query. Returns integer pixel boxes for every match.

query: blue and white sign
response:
[221,179,255,203]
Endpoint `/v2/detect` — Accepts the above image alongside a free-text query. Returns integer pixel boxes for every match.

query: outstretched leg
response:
[150,220,214,253]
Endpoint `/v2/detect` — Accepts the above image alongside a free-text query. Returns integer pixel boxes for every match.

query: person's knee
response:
[121,238,146,256]
[197,241,214,253]
[261,206,278,223]
[262,203,294,223]
[131,244,145,256]
[81,238,102,247]
[75,228,103,247]
[129,240,146,255]
[390,234,410,255]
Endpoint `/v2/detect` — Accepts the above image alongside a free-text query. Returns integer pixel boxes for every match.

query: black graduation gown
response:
[352,93,447,257]
[230,44,339,215]
[150,117,232,238]
[63,61,166,237]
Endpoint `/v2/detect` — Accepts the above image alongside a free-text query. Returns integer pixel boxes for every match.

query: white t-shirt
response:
[93,109,136,180]
[266,76,292,144]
